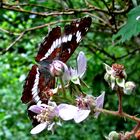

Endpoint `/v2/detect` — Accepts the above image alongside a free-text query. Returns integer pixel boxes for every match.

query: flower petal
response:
[47,122,55,131]
[103,63,113,75]
[69,67,78,78]
[30,122,48,134]
[116,78,125,88]
[110,75,115,90]
[74,109,90,123]
[28,105,43,114]
[62,68,71,81]
[77,51,87,78]
[94,92,105,118]
[57,104,78,121]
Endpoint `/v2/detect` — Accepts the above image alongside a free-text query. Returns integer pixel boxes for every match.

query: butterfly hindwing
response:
[21,64,55,104]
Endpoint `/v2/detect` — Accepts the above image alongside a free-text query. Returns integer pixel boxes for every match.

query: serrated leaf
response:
[113,6,140,43]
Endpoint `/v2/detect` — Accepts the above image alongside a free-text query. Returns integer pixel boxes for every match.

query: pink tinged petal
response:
[70,67,77,78]
[110,75,115,89]
[57,104,78,121]
[116,78,125,88]
[74,109,90,123]
[30,122,48,134]
[28,105,43,114]
[94,92,105,118]
[62,68,71,81]
[77,51,87,78]
[103,63,113,75]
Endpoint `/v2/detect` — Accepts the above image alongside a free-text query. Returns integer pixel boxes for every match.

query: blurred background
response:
[0,0,140,139]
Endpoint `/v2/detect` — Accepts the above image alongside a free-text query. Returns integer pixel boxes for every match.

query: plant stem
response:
[94,108,140,122]
[117,87,123,114]
[59,76,66,98]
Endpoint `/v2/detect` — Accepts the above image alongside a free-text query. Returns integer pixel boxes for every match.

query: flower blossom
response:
[28,102,61,134]
[63,51,87,85]
[123,81,136,95]
[104,63,126,90]
[58,92,105,123]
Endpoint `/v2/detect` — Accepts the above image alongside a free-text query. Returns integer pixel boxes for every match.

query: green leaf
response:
[113,6,140,43]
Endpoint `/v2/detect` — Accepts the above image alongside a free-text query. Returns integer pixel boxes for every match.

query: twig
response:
[3,3,55,10]
[86,42,116,61]
[2,4,106,17]
[85,12,113,29]
[116,48,140,60]
[0,27,19,35]
[0,31,25,55]
[101,0,118,32]
[0,19,74,55]
[122,122,140,140]
[94,108,140,122]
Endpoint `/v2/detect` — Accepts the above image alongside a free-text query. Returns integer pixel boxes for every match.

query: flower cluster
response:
[104,63,136,95]
[28,51,105,134]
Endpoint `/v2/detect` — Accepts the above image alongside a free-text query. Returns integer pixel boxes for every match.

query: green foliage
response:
[113,6,140,43]
[0,0,140,140]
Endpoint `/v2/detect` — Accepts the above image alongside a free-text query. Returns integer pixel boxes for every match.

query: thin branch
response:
[0,27,19,35]
[85,12,113,29]
[3,3,55,10]
[122,122,140,140]
[94,107,140,122]
[86,42,116,61]
[0,19,75,55]
[116,48,140,60]
[2,4,106,17]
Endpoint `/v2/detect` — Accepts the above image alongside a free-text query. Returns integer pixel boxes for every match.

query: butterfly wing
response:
[59,17,92,62]
[35,27,61,62]
[21,17,92,104]
[21,64,55,104]
[35,17,92,63]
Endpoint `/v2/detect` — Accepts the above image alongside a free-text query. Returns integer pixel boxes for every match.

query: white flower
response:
[57,92,105,123]
[63,51,87,85]
[57,104,90,123]
[28,103,60,134]
[123,81,136,95]
[104,63,126,89]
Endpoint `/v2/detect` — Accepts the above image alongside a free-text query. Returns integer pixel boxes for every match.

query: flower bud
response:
[104,73,110,82]
[108,131,119,140]
[49,60,68,77]
[112,63,126,79]
[123,81,136,95]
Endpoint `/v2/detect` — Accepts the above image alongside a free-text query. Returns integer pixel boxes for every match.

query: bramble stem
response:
[122,122,140,139]
[117,87,123,114]
[94,107,140,122]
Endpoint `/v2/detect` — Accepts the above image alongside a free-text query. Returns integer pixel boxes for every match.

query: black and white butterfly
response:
[21,17,92,105]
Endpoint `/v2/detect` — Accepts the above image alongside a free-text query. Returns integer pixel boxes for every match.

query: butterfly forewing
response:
[35,27,61,62]
[59,17,92,62]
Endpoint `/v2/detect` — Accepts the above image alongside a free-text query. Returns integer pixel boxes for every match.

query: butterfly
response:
[21,17,92,105]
